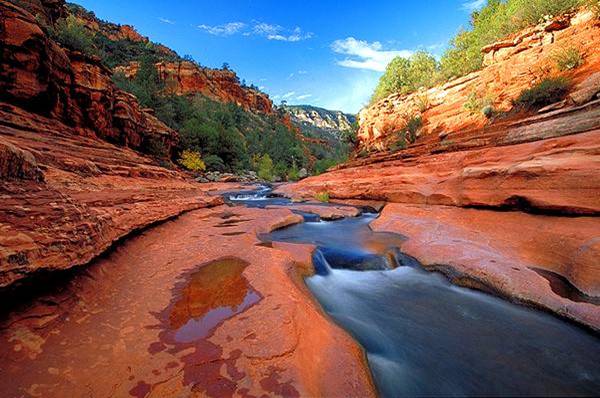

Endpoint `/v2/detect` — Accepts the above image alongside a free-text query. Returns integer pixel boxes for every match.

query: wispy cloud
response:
[331,37,413,72]
[253,22,281,36]
[269,27,313,42]
[197,21,313,42]
[197,22,246,36]
[253,23,313,42]
[462,0,486,12]
[296,94,312,100]
[158,17,175,25]
[282,91,296,99]
[297,70,308,74]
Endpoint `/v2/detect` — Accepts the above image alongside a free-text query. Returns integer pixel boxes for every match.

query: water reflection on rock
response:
[149,257,262,395]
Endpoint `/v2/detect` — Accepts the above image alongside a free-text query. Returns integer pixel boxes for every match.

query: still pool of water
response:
[261,209,600,397]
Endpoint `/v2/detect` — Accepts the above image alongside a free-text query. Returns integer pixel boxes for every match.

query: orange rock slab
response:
[370,203,600,331]
[0,206,375,398]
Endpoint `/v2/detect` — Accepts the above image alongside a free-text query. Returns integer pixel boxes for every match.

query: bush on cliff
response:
[552,47,584,71]
[51,15,97,56]
[513,76,570,109]
[314,191,330,203]
[440,0,585,79]
[371,0,587,103]
[372,51,440,103]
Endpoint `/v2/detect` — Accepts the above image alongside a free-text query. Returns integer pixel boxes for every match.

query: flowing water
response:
[230,186,600,397]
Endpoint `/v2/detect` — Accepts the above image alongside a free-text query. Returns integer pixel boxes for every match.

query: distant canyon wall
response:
[116,61,274,114]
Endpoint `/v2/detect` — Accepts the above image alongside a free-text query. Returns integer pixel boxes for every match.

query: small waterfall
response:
[311,249,332,276]
[228,185,272,201]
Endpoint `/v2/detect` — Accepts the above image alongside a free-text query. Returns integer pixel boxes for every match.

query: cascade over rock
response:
[0,2,376,396]
[277,9,600,330]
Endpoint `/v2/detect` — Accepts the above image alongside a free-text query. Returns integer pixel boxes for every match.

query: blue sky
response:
[74,0,484,113]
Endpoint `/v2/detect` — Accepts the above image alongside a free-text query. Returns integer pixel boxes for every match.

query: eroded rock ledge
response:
[0,205,375,397]
[276,128,600,330]
[276,9,600,330]
[0,103,231,288]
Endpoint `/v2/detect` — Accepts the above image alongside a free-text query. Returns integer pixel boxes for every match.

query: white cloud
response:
[331,37,413,72]
[282,91,296,99]
[197,21,313,42]
[253,24,313,42]
[252,22,280,36]
[462,0,486,12]
[158,17,175,25]
[296,94,312,100]
[318,71,380,113]
[297,70,308,74]
[197,22,246,36]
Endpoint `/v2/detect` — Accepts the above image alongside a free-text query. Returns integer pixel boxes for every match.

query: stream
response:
[229,185,600,397]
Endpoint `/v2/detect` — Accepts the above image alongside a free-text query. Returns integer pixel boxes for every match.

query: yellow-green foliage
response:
[178,150,206,172]
[440,0,585,79]
[372,0,588,104]
[51,15,96,56]
[314,191,330,202]
[552,47,584,71]
[371,51,440,103]
[464,92,494,116]
[287,163,300,181]
[257,154,274,182]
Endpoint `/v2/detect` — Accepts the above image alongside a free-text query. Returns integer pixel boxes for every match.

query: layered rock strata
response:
[277,9,600,330]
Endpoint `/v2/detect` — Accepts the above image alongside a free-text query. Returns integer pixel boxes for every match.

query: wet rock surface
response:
[261,199,600,397]
[0,206,375,398]
[277,129,600,329]
[370,203,600,330]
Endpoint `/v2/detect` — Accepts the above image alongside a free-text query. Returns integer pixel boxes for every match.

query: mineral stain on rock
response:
[145,257,262,396]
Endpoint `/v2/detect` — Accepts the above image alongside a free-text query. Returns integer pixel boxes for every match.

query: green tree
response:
[440,0,584,79]
[371,51,439,103]
[52,14,96,55]
[257,154,274,181]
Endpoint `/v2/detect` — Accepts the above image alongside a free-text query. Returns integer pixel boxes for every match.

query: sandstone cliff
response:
[0,0,228,287]
[278,9,600,330]
[356,9,599,152]
[68,2,276,115]
[116,61,274,114]
[0,0,179,157]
